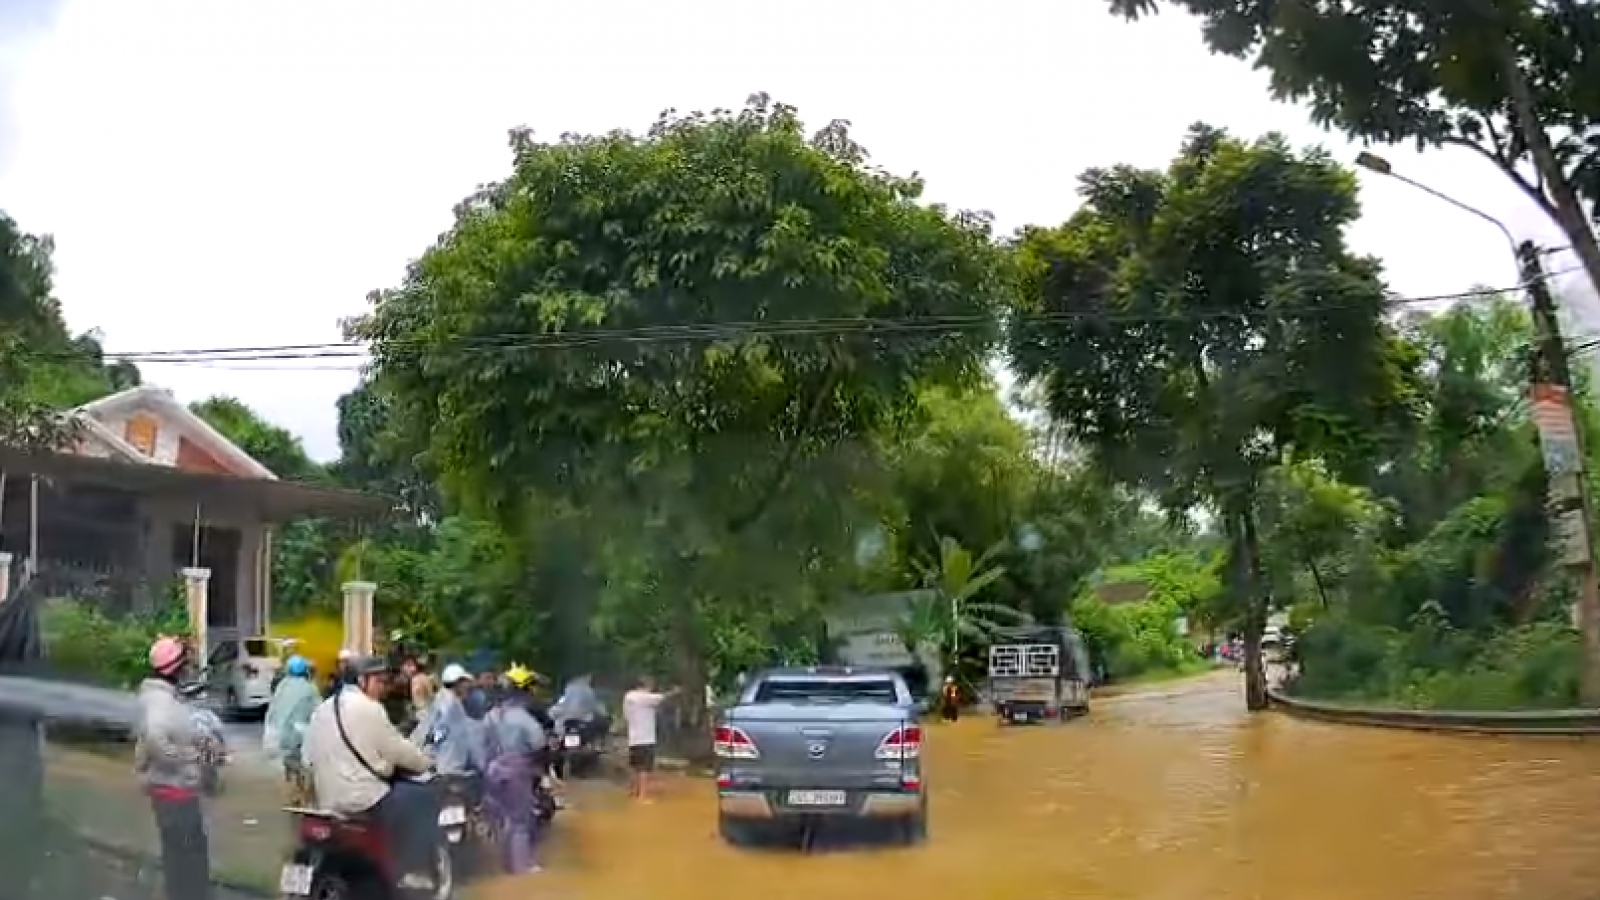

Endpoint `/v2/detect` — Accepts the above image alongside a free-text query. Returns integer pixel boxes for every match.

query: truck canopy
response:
[988,625,1092,682]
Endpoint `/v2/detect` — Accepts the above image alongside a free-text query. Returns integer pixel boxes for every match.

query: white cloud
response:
[0,0,1588,461]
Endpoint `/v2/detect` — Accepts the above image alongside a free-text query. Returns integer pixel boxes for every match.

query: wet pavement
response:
[477,672,1600,900]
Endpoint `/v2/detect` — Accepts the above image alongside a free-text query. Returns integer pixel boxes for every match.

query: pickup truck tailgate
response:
[724,704,914,787]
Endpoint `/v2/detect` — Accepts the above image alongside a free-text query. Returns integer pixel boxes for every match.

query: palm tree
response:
[901,536,1032,674]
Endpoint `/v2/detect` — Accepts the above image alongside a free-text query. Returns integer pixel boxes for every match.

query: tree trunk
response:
[1305,555,1330,610]
[1501,53,1600,298]
[1239,508,1270,712]
[668,561,714,766]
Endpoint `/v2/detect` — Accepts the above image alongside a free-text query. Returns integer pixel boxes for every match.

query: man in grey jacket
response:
[134,636,227,900]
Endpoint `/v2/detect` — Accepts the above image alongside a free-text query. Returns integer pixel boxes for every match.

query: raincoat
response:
[265,674,320,805]
[411,688,484,776]
[483,697,546,874]
[555,676,601,722]
[264,675,319,762]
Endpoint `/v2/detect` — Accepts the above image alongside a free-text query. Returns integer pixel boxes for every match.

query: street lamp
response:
[1354,151,1519,265]
[1357,150,1600,702]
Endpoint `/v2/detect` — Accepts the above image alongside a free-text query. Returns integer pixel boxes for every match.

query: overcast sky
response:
[0,0,1593,461]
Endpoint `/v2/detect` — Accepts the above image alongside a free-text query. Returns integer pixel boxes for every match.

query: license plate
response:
[563,733,581,748]
[279,863,314,896]
[1012,713,1027,722]
[438,805,466,826]
[787,789,846,806]
[445,828,463,843]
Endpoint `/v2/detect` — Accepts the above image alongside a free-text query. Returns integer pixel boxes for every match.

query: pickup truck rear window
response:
[753,678,899,704]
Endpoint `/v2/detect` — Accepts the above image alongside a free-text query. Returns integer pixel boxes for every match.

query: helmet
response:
[149,636,187,675]
[353,655,390,677]
[504,663,535,689]
[337,648,355,662]
[286,655,311,677]
[440,663,471,686]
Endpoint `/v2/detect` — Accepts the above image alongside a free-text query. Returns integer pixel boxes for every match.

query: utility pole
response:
[1522,240,1600,706]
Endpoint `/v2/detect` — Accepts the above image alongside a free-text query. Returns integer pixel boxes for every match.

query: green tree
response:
[0,212,138,449]
[190,396,325,482]
[350,96,1010,732]
[903,536,1029,673]
[1105,0,1600,299]
[1007,125,1411,709]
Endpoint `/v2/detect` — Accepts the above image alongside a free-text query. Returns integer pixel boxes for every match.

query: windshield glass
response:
[243,639,272,658]
[753,678,898,704]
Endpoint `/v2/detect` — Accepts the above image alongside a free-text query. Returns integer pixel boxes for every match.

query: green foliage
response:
[0,211,140,449]
[1070,551,1218,680]
[1007,124,1411,707]
[190,396,325,482]
[349,95,1012,715]
[898,536,1028,669]
[39,597,186,689]
[1293,617,1580,710]
[1104,0,1600,301]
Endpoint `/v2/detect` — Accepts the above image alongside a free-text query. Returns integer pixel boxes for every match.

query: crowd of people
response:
[130,636,682,900]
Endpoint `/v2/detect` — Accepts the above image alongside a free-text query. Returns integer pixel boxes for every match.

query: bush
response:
[1291,615,1581,710]
[39,598,186,689]
[1069,594,1199,681]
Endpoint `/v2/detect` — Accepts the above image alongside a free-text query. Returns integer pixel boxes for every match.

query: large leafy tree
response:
[1007,125,1412,709]
[351,95,1010,724]
[0,212,140,450]
[1105,0,1600,297]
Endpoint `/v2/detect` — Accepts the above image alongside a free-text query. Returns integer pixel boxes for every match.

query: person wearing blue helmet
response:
[265,653,321,805]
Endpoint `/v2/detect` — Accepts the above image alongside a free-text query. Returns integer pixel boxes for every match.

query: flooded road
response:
[484,673,1600,900]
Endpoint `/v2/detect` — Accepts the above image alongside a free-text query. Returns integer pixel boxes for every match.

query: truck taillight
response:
[875,725,922,760]
[713,725,760,760]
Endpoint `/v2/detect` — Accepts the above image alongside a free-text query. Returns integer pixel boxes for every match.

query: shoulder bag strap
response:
[333,691,388,782]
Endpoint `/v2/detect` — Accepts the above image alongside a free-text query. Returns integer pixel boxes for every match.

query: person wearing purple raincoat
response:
[482,664,547,875]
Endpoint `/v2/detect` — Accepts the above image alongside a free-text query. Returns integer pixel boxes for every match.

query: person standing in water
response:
[939,675,961,722]
[622,675,679,801]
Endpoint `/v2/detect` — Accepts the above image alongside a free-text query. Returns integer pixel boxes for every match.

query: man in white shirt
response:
[622,675,679,800]
[304,655,439,888]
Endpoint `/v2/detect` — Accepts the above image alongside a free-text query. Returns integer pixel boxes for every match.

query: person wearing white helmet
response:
[410,662,484,776]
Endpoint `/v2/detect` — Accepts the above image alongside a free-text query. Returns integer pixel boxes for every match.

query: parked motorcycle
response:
[279,777,454,900]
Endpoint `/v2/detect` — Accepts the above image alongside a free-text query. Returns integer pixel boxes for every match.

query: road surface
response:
[478,672,1600,900]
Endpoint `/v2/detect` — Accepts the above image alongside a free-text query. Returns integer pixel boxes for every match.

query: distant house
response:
[0,384,381,648]
[1094,580,1150,606]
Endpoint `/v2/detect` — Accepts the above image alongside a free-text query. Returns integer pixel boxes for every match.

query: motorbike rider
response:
[465,668,499,720]
[265,654,321,806]
[411,663,485,777]
[483,664,548,875]
[554,671,607,736]
[939,674,961,722]
[303,654,440,890]
[325,648,356,698]
[134,636,227,900]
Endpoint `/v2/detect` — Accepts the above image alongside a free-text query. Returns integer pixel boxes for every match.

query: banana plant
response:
[903,536,1031,670]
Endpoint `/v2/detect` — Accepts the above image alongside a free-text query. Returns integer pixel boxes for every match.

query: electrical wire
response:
[5,265,1586,371]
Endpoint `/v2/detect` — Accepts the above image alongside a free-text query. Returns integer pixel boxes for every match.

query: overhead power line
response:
[5,265,1585,372]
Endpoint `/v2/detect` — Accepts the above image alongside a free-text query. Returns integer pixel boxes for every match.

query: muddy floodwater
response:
[479,673,1600,900]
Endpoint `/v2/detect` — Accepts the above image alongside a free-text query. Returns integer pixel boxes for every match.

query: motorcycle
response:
[556,718,605,779]
[437,773,493,878]
[279,776,454,900]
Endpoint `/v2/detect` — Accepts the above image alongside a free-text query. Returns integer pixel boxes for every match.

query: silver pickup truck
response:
[714,667,927,846]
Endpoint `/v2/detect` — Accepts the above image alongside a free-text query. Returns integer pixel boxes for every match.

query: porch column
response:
[182,566,211,657]
[342,581,376,657]
[0,551,11,602]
